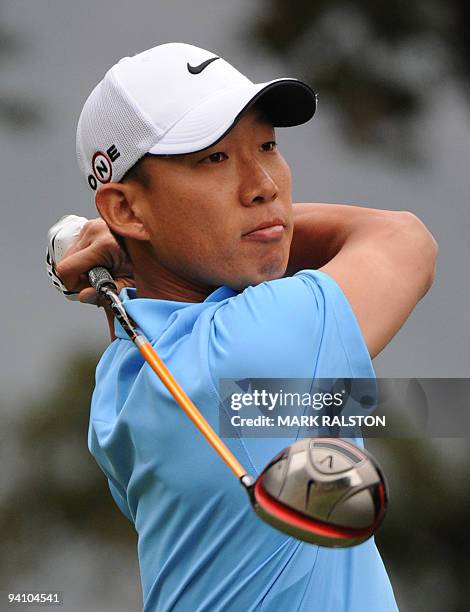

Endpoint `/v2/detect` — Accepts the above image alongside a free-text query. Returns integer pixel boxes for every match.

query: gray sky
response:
[2,0,469,410]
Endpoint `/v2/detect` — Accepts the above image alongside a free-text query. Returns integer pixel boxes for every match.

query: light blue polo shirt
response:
[89,270,398,612]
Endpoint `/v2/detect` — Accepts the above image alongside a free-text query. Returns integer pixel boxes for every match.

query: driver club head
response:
[242,438,388,548]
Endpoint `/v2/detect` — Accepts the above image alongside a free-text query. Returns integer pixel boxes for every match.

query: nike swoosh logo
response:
[187,56,219,75]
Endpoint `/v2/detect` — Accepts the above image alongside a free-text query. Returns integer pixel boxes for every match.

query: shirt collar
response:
[114,285,237,340]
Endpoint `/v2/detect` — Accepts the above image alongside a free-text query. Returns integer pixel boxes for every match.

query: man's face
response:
[133,108,293,291]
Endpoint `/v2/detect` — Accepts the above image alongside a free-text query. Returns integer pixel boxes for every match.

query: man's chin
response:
[229,267,287,291]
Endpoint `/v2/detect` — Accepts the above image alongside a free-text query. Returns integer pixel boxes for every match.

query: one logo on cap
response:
[87,145,120,191]
[187,56,219,74]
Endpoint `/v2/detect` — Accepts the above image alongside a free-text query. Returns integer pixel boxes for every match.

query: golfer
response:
[47,43,437,611]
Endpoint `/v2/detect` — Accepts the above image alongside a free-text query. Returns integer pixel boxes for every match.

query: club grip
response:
[88,266,118,294]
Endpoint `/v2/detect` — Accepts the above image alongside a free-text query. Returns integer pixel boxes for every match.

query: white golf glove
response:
[46,214,88,300]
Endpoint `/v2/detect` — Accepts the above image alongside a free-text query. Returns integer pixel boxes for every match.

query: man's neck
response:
[131,249,215,302]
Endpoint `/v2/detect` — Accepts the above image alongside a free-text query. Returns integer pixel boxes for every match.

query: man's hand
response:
[47,215,135,305]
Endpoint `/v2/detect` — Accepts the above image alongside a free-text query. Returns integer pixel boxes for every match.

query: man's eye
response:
[261,141,277,152]
[202,152,228,163]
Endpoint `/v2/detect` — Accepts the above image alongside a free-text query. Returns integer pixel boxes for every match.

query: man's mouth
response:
[242,218,286,242]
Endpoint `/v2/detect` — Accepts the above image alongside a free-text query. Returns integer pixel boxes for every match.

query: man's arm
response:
[287,203,438,359]
[48,204,438,354]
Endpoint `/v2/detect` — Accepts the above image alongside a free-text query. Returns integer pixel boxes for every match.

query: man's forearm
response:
[286,202,401,274]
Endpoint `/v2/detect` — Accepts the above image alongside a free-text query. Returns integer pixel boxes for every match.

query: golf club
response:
[88,266,388,548]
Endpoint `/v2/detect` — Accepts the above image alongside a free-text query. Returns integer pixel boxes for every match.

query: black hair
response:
[120,153,153,190]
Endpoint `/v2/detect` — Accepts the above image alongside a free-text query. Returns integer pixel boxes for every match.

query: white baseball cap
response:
[76,42,317,192]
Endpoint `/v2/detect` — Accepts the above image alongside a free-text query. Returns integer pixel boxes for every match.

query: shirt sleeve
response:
[208,270,374,473]
[209,269,374,383]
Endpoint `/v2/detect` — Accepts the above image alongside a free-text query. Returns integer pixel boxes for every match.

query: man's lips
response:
[242,219,286,242]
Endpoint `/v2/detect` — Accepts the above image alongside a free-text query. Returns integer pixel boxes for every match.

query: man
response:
[47,43,437,611]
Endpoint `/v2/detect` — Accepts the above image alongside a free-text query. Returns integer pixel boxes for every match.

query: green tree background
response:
[249,0,470,158]
[1,352,141,610]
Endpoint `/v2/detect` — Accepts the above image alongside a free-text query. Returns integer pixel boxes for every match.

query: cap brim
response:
[148,78,317,155]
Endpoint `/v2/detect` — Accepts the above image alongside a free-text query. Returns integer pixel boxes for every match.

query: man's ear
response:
[95,182,150,241]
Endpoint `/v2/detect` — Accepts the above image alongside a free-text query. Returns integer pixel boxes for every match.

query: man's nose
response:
[238,159,278,206]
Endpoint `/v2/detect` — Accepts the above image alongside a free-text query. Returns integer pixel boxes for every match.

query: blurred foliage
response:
[0,24,24,58]
[371,437,470,611]
[1,351,469,610]
[250,0,470,157]
[0,351,136,582]
[0,97,41,127]
[0,18,42,128]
